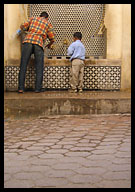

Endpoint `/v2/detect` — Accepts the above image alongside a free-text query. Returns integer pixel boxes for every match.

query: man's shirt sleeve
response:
[47,23,55,41]
[20,17,33,31]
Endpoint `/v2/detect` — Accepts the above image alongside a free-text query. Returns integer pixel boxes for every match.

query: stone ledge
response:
[5,59,122,67]
[4,91,131,119]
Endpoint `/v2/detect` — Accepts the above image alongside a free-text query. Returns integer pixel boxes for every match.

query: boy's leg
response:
[78,61,84,90]
[70,60,80,90]
[33,44,44,91]
[18,43,33,91]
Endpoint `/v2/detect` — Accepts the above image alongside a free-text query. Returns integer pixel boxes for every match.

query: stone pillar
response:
[121,4,131,90]
[4,5,8,91]
[104,4,122,59]
[4,4,28,66]
[104,4,131,90]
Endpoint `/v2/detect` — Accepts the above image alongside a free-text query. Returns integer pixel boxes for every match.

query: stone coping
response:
[5,59,122,67]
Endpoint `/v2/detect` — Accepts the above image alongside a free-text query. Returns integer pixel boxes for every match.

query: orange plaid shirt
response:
[20,17,55,48]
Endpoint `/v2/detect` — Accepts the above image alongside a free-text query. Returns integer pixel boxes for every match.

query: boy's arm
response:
[67,44,74,56]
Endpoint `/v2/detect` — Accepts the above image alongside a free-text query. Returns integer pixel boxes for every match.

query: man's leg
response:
[18,43,33,91]
[33,45,44,91]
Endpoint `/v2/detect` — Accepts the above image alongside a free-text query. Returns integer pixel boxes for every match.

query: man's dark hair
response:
[40,12,49,18]
[73,32,82,40]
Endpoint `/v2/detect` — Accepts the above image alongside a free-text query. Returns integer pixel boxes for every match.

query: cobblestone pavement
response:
[4,114,131,188]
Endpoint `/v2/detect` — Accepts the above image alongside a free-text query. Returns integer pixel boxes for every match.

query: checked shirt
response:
[20,17,55,48]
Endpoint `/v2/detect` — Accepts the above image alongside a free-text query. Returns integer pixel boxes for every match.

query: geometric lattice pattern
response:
[5,66,121,90]
[28,4,106,57]
[83,66,121,89]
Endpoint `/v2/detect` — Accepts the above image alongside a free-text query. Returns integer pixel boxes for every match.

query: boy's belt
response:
[71,58,84,62]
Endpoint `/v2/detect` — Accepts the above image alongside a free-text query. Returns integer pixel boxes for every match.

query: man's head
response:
[73,32,82,41]
[40,12,49,19]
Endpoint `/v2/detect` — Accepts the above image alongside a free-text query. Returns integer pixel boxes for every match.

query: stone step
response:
[4,90,131,120]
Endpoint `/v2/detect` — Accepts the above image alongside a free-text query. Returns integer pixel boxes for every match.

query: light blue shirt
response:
[67,40,85,61]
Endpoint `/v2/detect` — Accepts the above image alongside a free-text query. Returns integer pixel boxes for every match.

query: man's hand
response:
[45,44,51,49]
[45,40,54,49]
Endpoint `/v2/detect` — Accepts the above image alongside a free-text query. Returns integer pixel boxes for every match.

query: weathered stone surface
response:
[4,91,131,118]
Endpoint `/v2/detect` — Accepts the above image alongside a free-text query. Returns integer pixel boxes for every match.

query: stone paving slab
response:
[4,114,131,188]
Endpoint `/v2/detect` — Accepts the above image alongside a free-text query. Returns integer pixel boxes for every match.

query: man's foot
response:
[18,90,24,93]
[35,88,45,93]
[35,90,41,93]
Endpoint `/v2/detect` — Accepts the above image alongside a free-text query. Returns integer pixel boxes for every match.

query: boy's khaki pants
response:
[70,59,84,90]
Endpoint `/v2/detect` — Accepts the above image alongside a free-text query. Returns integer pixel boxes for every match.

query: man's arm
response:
[45,23,55,49]
[45,40,55,49]
[20,17,33,31]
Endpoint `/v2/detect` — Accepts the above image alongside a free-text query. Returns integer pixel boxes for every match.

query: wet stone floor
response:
[4,114,131,188]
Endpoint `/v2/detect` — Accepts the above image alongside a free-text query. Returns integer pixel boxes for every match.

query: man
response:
[18,11,55,93]
[67,32,85,93]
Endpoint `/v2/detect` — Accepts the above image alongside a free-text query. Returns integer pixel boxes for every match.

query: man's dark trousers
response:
[18,43,44,91]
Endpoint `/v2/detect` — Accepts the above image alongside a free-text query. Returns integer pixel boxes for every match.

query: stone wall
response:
[4,4,131,90]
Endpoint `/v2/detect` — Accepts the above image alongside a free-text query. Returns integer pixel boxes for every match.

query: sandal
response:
[18,90,24,93]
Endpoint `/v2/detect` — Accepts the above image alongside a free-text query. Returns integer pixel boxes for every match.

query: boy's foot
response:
[78,89,83,93]
[68,89,77,93]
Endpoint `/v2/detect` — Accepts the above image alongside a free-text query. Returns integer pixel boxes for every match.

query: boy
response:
[67,32,85,93]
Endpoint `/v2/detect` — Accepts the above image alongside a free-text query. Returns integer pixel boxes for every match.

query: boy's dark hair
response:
[73,32,82,40]
[40,12,49,18]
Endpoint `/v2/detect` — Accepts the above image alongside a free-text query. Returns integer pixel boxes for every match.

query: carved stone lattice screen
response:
[5,65,121,90]
[28,4,106,58]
